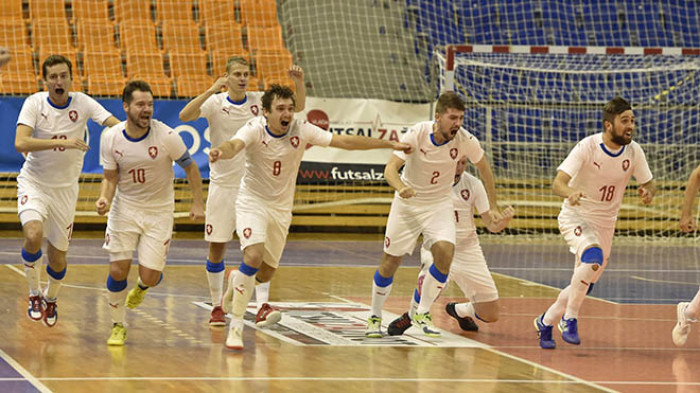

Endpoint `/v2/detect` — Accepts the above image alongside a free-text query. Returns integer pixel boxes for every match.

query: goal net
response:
[436,45,700,240]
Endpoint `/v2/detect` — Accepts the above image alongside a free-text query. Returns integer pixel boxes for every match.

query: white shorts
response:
[235,194,292,268]
[103,206,174,271]
[17,177,77,251]
[204,180,240,243]
[421,240,499,303]
[384,196,455,257]
[558,209,614,283]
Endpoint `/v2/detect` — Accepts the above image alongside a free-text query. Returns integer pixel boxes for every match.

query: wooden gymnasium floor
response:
[0,233,698,393]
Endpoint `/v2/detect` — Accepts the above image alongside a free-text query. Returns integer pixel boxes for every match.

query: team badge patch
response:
[68,110,78,122]
[290,136,300,148]
[574,226,582,236]
[251,105,259,116]
[460,189,470,201]
[243,227,252,239]
[20,195,28,205]
[450,148,458,159]
[622,159,630,171]
[148,146,158,159]
[206,224,213,235]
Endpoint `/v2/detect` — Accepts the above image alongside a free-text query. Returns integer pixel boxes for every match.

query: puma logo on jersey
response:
[419,148,428,156]
[40,113,48,120]
[222,107,231,115]
[593,161,600,170]
[114,150,124,159]
[261,140,268,147]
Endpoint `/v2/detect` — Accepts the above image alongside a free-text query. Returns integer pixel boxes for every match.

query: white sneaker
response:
[412,312,441,337]
[672,302,696,347]
[226,326,244,350]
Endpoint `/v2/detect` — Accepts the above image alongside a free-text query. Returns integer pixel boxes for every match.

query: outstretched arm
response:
[329,134,411,152]
[680,165,700,232]
[209,139,246,162]
[552,170,585,206]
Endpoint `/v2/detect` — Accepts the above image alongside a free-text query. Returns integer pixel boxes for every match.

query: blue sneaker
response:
[558,317,581,345]
[534,313,555,349]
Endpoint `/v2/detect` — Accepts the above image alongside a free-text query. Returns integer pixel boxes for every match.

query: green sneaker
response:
[365,315,382,338]
[412,312,441,337]
[107,323,127,346]
[125,286,148,309]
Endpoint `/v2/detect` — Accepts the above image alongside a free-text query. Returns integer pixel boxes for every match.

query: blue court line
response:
[0,350,51,393]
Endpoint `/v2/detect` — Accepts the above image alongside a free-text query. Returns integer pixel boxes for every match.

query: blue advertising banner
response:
[0,97,213,178]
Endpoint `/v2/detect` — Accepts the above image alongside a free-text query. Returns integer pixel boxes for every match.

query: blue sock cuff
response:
[373,270,393,287]
[106,276,127,292]
[21,248,42,263]
[156,272,163,286]
[239,262,259,277]
[413,288,421,303]
[428,264,448,283]
[206,259,226,273]
[46,265,66,280]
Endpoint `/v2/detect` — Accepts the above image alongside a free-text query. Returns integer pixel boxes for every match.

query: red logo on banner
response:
[307,109,329,130]
[243,227,252,239]
[69,110,78,122]
[148,146,158,159]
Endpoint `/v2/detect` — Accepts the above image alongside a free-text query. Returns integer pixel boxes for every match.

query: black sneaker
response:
[387,312,412,336]
[445,302,479,331]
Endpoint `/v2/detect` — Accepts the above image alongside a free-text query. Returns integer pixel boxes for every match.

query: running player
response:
[534,97,656,349]
[179,57,305,327]
[96,80,205,346]
[209,84,411,350]
[15,54,119,327]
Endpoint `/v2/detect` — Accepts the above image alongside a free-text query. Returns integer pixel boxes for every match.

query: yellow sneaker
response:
[107,323,127,346]
[125,286,148,309]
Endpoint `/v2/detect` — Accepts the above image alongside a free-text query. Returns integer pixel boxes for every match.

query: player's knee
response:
[430,242,454,265]
[23,225,43,246]
[380,253,402,275]
[580,246,603,269]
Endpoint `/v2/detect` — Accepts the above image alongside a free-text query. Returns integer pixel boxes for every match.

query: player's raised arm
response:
[179,74,230,122]
[209,139,246,163]
[328,134,411,152]
[289,65,306,112]
[95,169,118,216]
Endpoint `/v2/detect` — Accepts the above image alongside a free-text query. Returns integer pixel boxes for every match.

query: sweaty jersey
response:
[558,133,653,227]
[233,116,333,210]
[100,120,188,213]
[200,92,263,183]
[452,172,490,247]
[17,92,113,187]
[394,121,484,202]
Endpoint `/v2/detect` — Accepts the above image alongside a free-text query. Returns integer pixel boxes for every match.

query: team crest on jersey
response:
[450,148,458,159]
[251,105,259,116]
[68,110,78,122]
[290,136,300,148]
[460,189,470,201]
[20,195,28,205]
[148,146,158,159]
[384,236,390,247]
[243,227,252,239]
[574,226,582,236]
[206,224,213,235]
[622,159,630,171]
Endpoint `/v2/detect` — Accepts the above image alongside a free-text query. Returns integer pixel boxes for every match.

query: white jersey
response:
[234,116,333,210]
[394,121,484,202]
[200,92,263,183]
[558,133,653,227]
[100,120,188,213]
[17,92,113,187]
[452,172,490,246]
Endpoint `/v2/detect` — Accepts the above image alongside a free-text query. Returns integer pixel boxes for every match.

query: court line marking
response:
[492,271,617,305]
[630,275,700,286]
[0,349,52,393]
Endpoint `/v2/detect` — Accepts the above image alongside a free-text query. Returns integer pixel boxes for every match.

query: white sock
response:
[686,287,700,320]
[255,281,270,311]
[370,281,392,318]
[207,270,225,306]
[22,252,42,296]
[231,270,256,319]
[44,275,63,301]
[108,289,128,325]
[455,302,476,319]
[543,285,570,326]
[563,263,597,320]
[416,266,447,315]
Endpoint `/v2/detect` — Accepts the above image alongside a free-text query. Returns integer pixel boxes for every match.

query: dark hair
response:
[262,84,295,111]
[603,97,632,125]
[122,80,153,104]
[42,55,72,79]
[435,91,465,114]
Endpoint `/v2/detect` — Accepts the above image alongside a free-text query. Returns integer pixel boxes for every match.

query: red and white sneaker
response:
[27,295,44,321]
[42,299,58,328]
[255,303,281,327]
[209,305,226,326]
